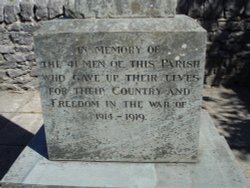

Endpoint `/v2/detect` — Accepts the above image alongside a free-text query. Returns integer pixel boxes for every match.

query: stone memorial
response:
[1,1,248,188]
[34,7,206,162]
[65,0,177,18]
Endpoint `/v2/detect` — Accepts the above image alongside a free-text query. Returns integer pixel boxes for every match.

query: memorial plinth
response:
[65,0,177,18]
[34,15,206,162]
[1,111,248,188]
[1,0,248,187]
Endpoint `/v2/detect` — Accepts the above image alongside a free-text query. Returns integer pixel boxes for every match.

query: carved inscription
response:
[39,41,202,123]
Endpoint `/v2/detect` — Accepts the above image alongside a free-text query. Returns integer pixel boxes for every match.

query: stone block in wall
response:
[0,83,21,90]
[0,32,11,45]
[30,65,37,77]
[20,0,34,21]
[9,22,40,32]
[0,60,17,69]
[0,4,4,23]
[48,0,65,19]
[224,0,244,19]
[13,74,33,85]
[25,52,35,61]
[15,45,33,53]
[4,53,26,63]
[21,23,40,32]
[34,0,48,20]
[10,32,33,45]
[0,45,14,53]
[0,69,8,83]
[4,1,20,24]
[22,78,39,90]
[203,0,224,20]
[7,69,27,78]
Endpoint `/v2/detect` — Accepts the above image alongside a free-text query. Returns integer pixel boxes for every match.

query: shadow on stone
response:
[29,125,48,159]
[220,87,250,153]
[203,86,250,159]
[0,115,34,179]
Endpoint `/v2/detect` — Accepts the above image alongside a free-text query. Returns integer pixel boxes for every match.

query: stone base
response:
[1,111,248,188]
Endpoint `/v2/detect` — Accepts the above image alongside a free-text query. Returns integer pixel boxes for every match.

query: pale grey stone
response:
[22,78,39,90]
[0,45,14,53]
[10,32,33,45]
[4,1,20,24]
[0,83,21,91]
[9,22,40,32]
[7,69,26,78]
[34,15,206,162]
[13,74,33,84]
[48,0,65,19]
[0,70,7,82]
[1,111,248,188]
[20,0,34,21]
[8,22,22,31]
[65,0,177,18]
[35,6,48,20]
[0,25,6,32]
[21,23,40,32]
[25,52,35,61]
[0,4,4,22]
[15,45,33,53]
[0,61,17,70]
[0,33,11,46]
[34,0,48,20]
[4,53,26,63]
[30,65,38,76]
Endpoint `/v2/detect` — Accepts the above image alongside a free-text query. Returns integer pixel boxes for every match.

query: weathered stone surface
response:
[20,0,34,21]
[34,0,48,20]
[15,45,33,53]
[9,22,40,32]
[4,3,20,24]
[4,53,26,63]
[34,15,206,162]
[0,45,14,53]
[0,33,11,45]
[10,32,33,45]
[0,60,17,70]
[65,0,177,18]
[0,4,4,22]
[48,0,65,19]
[30,65,38,77]
[0,69,7,82]
[25,52,35,61]
[1,111,248,188]
[13,74,33,84]
[7,69,27,78]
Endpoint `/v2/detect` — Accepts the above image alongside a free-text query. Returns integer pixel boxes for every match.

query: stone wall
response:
[178,0,250,87]
[0,0,249,91]
[0,0,65,90]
